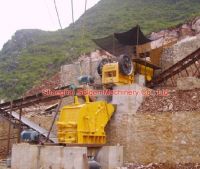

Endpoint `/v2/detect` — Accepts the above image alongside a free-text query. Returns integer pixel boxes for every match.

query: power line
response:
[53,0,63,30]
[85,0,88,12]
[81,0,88,48]
[71,0,75,25]
[84,0,87,12]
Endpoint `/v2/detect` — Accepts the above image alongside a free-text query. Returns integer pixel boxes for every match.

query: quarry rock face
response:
[180,24,194,37]
[177,77,200,90]
[150,17,200,42]
[161,35,200,70]
[192,18,200,34]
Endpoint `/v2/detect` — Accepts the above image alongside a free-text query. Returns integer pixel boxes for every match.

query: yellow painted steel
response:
[101,62,153,85]
[56,96,115,144]
[102,62,134,85]
[135,63,154,81]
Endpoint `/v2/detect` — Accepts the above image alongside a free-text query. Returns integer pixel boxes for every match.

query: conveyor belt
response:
[0,85,73,143]
[0,109,57,143]
[0,91,67,143]
[148,47,200,87]
[0,85,71,112]
[0,93,60,112]
[12,111,57,143]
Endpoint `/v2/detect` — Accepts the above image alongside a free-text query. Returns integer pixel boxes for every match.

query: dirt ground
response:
[124,163,200,169]
[2,163,200,169]
[0,162,7,169]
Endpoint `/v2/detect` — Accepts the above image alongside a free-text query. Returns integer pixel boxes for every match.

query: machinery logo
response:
[42,88,169,97]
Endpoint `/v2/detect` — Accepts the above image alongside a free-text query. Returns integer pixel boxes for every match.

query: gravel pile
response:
[118,163,200,169]
[137,88,200,113]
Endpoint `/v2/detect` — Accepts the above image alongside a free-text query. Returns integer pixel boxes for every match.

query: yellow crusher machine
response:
[56,95,115,144]
[56,56,158,145]
[97,55,155,86]
[55,25,173,146]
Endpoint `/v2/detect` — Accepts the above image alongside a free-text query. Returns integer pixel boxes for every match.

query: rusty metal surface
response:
[0,85,72,112]
[132,58,161,69]
[0,95,60,112]
[148,47,200,87]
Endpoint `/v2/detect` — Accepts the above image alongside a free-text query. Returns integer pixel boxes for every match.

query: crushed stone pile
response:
[118,163,200,169]
[137,88,200,113]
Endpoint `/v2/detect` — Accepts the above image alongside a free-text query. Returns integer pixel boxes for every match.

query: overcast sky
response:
[0,0,100,50]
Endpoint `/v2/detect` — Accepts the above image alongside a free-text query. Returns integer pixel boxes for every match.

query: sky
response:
[0,0,100,50]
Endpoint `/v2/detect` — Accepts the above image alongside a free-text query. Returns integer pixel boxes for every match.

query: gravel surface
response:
[137,88,200,113]
[120,163,200,169]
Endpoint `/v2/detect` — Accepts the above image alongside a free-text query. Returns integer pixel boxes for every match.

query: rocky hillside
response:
[1,0,200,100]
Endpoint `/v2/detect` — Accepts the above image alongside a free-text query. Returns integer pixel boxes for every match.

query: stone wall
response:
[106,84,145,162]
[106,85,200,163]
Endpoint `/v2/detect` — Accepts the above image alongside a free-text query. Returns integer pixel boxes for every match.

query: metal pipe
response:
[6,101,13,156]
[45,98,63,142]
[17,106,22,143]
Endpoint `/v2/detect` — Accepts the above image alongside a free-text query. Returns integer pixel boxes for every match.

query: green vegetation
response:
[0,0,200,100]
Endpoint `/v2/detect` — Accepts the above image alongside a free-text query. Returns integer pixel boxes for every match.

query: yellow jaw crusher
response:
[98,55,155,86]
[98,55,134,86]
[56,95,115,145]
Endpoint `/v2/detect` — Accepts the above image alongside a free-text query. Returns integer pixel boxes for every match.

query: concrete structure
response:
[11,144,123,169]
[11,144,87,169]
[96,146,123,169]
[135,74,146,86]
[106,84,145,162]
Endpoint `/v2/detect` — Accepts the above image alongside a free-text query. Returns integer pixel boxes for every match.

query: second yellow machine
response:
[56,95,115,145]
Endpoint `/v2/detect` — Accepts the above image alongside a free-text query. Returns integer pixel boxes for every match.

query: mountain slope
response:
[0,0,200,100]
